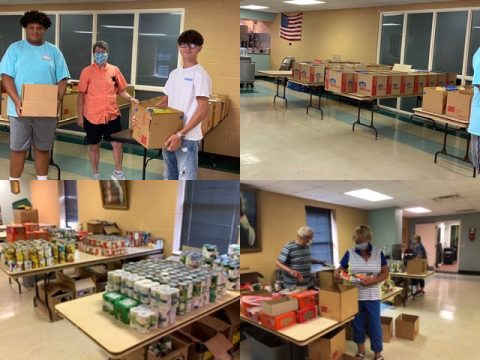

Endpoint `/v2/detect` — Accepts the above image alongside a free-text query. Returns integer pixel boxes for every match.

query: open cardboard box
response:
[318,284,358,321]
[14,209,39,224]
[381,316,393,343]
[395,313,419,340]
[308,327,346,360]
[261,296,298,316]
[56,270,96,299]
[179,321,233,360]
[37,279,74,321]
[212,301,241,346]
[422,87,448,115]
[406,258,427,275]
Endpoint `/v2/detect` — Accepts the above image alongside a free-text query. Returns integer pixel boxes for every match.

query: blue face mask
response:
[94,52,108,64]
[355,242,369,251]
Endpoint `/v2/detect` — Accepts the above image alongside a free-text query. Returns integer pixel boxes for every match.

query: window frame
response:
[377,6,480,115]
[0,8,185,93]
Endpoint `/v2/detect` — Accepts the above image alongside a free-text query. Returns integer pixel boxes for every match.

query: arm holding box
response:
[1,74,22,116]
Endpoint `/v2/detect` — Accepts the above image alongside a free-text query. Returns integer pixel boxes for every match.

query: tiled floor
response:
[240,272,480,360]
[241,81,475,180]
[0,132,238,180]
[0,270,240,360]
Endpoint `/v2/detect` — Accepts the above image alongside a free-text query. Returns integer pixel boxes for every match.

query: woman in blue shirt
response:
[468,47,480,169]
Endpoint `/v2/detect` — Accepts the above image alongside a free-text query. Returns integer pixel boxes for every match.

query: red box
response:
[6,224,26,243]
[24,222,40,232]
[34,230,49,240]
[25,231,36,240]
[292,290,318,309]
[260,311,296,330]
[296,305,317,323]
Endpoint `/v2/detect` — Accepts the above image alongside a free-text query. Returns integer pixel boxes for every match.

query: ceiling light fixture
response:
[101,25,134,29]
[382,23,401,26]
[344,189,393,202]
[240,5,270,10]
[284,0,326,5]
[405,207,432,214]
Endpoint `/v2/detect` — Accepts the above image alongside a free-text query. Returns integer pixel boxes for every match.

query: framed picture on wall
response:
[99,181,129,210]
[240,188,260,252]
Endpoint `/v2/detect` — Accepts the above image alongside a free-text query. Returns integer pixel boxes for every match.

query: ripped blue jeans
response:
[162,139,199,180]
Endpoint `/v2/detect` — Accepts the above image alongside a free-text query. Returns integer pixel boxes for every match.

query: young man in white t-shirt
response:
[157,29,212,180]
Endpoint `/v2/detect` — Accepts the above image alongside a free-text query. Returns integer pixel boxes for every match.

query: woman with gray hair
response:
[276,226,327,288]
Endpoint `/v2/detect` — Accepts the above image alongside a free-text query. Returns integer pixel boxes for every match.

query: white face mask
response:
[355,242,369,251]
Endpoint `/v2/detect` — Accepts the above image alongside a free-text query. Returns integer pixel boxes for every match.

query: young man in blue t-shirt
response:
[0,10,70,180]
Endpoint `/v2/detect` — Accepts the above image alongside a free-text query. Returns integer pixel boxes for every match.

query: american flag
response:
[280,13,303,41]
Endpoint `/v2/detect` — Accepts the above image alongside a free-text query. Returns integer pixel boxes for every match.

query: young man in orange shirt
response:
[77,40,139,179]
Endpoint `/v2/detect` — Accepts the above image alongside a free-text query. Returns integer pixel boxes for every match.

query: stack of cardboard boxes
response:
[422,86,473,122]
[292,62,326,84]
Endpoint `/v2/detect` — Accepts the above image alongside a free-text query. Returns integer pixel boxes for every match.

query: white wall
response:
[0,180,32,224]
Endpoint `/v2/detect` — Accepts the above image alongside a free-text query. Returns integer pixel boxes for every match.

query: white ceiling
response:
[240,0,455,13]
[241,180,480,218]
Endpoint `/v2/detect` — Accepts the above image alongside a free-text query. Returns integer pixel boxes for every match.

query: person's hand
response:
[165,133,181,151]
[130,97,140,105]
[57,100,62,118]
[291,270,304,281]
[334,268,343,279]
[14,100,22,117]
[76,115,84,128]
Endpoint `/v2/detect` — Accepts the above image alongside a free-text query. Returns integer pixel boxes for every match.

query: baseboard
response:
[458,270,480,276]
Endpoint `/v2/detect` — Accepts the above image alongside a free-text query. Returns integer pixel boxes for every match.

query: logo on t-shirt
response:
[184,77,193,82]
[42,55,52,61]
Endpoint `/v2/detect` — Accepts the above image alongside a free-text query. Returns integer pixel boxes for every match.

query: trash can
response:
[244,325,291,360]
[443,248,454,265]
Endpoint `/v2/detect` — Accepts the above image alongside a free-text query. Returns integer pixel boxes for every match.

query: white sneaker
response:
[92,174,100,180]
[111,171,126,180]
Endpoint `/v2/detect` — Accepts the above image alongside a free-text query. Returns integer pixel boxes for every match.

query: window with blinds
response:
[305,206,333,264]
[64,180,78,228]
[181,181,240,254]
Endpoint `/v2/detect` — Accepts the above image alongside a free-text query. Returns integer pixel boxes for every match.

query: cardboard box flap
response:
[103,224,121,235]
[198,316,231,333]
[203,333,233,360]
[392,64,412,72]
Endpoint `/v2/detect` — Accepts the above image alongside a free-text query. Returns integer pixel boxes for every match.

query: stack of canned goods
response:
[125,231,151,247]
[78,235,127,257]
[228,244,240,259]
[0,239,76,272]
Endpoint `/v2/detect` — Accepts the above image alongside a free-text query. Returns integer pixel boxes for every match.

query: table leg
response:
[434,123,449,163]
[273,78,288,106]
[49,150,61,180]
[306,86,324,119]
[352,100,378,138]
[33,275,39,307]
[142,148,147,180]
[44,273,53,322]
[143,344,149,360]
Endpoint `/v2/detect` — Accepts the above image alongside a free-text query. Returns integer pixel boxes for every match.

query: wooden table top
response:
[381,286,403,303]
[413,108,470,126]
[390,270,435,279]
[256,70,293,77]
[56,291,240,358]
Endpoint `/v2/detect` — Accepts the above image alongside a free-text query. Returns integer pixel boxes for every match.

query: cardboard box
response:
[21,84,58,117]
[317,269,335,289]
[61,93,78,120]
[293,62,302,80]
[212,302,240,346]
[261,296,298,316]
[406,258,427,274]
[412,73,428,94]
[401,74,416,95]
[1,92,8,119]
[308,327,346,360]
[38,280,74,321]
[209,96,224,128]
[437,73,447,87]
[381,316,393,343]
[385,72,403,96]
[318,285,358,321]
[425,73,438,87]
[14,209,39,224]
[6,224,26,243]
[326,70,355,94]
[296,305,317,323]
[24,222,39,232]
[355,72,388,96]
[87,220,104,234]
[132,105,184,149]
[446,73,457,86]
[446,89,473,122]
[260,311,297,330]
[301,64,325,84]
[147,335,189,360]
[197,316,231,341]
[179,322,233,360]
[422,87,448,115]
[56,271,96,299]
[395,314,419,340]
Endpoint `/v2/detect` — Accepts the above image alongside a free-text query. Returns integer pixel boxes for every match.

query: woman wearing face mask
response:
[276,226,327,289]
[77,40,139,179]
[335,225,389,360]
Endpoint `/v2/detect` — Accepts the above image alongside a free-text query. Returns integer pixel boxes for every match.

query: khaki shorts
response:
[9,116,57,151]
